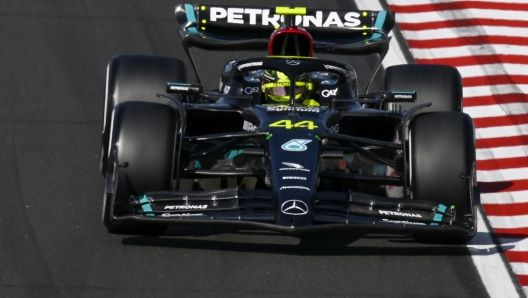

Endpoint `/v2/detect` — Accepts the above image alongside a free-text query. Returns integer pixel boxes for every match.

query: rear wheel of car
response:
[409,112,476,243]
[102,101,177,234]
[384,64,463,113]
[100,55,186,177]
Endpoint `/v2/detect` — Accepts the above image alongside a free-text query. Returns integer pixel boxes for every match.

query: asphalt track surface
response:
[0,1,491,297]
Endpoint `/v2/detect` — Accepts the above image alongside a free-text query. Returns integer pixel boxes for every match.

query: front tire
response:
[409,112,476,243]
[103,102,177,234]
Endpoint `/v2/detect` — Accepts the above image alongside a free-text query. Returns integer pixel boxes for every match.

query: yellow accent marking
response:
[201,27,206,30]
[201,6,206,10]
[302,99,319,107]
[269,120,293,129]
[269,120,318,130]
[363,25,367,29]
[202,19,206,24]
[362,11,367,17]
[363,32,367,35]
[275,7,307,15]
[294,120,318,130]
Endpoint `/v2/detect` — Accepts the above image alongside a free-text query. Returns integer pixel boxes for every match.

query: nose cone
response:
[267,132,320,227]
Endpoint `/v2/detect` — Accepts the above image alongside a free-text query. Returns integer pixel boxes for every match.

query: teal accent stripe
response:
[432,213,444,222]
[431,204,447,225]
[139,195,154,217]
[373,11,387,39]
[168,82,191,86]
[185,4,197,22]
[224,149,244,159]
[184,4,199,33]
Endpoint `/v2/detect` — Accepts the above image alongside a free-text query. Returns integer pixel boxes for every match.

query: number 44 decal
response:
[269,120,318,130]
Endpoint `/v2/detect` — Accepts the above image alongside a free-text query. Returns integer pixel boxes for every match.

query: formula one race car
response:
[100,4,478,242]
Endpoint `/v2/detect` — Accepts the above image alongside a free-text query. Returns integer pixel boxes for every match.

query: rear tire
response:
[103,102,177,234]
[409,112,476,243]
[384,64,463,113]
[101,55,186,177]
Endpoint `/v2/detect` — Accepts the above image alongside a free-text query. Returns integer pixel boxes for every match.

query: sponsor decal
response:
[243,120,257,131]
[328,123,339,133]
[394,94,413,99]
[381,219,426,225]
[167,83,202,94]
[164,205,208,210]
[237,61,263,71]
[266,106,320,113]
[207,7,362,28]
[323,64,347,74]
[321,88,338,97]
[379,210,422,218]
[280,186,310,191]
[170,86,190,91]
[244,87,259,94]
[280,162,310,172]
[161,213,204,217]
[283,176,307,180]
[281,139,312,151]
[286,60,300,66]
[281,199,309,215]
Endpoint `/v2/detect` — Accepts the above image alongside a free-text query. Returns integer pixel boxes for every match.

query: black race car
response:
[100,4,478,242]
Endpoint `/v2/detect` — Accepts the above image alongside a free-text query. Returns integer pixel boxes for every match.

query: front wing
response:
[108,187,477,237]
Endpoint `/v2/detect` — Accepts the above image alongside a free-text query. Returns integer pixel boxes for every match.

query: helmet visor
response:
[264,82,309,97]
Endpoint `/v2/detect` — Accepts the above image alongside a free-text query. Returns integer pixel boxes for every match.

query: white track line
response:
[458,64,528,79]
[402,26,528,40]
[487,214,528,230]
[475,124,528,139]
[482,191,528,205]
[466,207,522,298]
[477,146,528,160]
[478,168,528,182]
[396,10,528,24]
[412,45,528,60]
[465,103,528,118]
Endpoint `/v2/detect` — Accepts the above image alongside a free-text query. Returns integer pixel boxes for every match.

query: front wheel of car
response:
[102,101,177,234]
[409,112,477,243]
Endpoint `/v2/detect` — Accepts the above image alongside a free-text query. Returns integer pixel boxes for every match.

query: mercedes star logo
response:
[281,200,309,215]
[286,60,300,66]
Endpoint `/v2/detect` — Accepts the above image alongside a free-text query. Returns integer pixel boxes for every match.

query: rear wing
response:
[174,4,395,85]
[175,4,395,56]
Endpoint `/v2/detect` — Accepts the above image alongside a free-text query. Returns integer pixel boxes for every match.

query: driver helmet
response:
[261,70,316,106]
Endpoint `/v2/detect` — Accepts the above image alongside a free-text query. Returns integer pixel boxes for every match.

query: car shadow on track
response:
[119,226,492,257]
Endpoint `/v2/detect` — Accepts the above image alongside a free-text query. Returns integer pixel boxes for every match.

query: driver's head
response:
[261,70,313,105]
